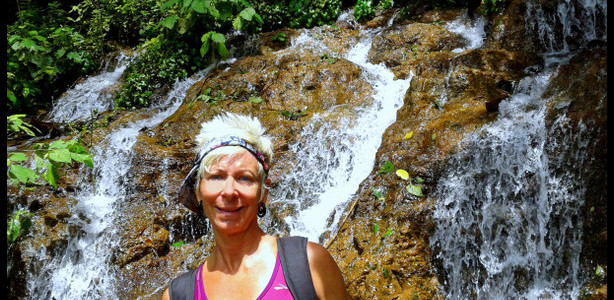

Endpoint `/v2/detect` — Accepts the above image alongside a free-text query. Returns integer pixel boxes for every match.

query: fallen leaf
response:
[396,169,409,180]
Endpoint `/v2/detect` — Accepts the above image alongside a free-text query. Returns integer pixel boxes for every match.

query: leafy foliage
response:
[354,0,392,22]
[377,161,394,175]
[7,210,34,244]
[115,0,265,109]
[248,0,342,31]
[7,114,40,138]
[354,0,375,22]
[481,0,503,16]
[288,0,341,28]
[7,1,97,114]
[7,140,94,189]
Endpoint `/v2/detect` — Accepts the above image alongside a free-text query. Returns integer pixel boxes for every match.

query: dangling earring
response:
[257,202,267,218]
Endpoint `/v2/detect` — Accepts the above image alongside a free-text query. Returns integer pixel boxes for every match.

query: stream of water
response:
[49,52,134,124]
[270,25,412,243]
[14,0,605,298]
[430,0,606,299]
[27,64,215,299]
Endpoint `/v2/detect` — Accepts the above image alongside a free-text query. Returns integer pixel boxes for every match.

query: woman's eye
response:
[209,174,223,180]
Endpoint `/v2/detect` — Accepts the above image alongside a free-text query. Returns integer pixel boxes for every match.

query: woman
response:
[162,113,348,300]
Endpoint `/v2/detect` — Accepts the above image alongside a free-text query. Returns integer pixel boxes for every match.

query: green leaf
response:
[49,140,67,150]
[377,161,394,175]
[172,241,184,247]
[372,224,380,234]
[8,165,39,184]
[7,89,17,104]
[370,186,384,200]
[41,162,58,189]
[7,218,21,243]
[406,184,424,197]
[595,265,605,277]
[233,17,243,31]
[249,96,262,104]
[7,211,33,244]
[191,0,207,13]
[161,0,180,10]
[210,32,225,44]
[200,38,210,57]
[8,153,28,162]
[70,152,93,166]
[67,143,86,154]
[239,7,255,21]
[160,15,178,29]
[48,149,72,163]
[216,43,229,58]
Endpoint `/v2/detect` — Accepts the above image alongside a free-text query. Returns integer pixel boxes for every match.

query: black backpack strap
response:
[169,268,198,300]
[277,236,318,300]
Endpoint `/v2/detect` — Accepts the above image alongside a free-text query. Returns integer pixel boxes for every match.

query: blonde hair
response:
[194,113,273,201]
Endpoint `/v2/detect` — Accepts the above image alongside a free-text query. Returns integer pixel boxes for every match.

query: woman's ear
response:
[195,178,203,202]
[261,178,272,204]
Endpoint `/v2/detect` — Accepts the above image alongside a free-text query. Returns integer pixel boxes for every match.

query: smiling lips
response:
[215,206,244,217]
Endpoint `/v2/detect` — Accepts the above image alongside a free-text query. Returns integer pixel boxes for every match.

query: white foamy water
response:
[49,52,134,123]
[431,0,606,298]
[27,66,214,299]
[272,29,412,243]
[447,14,487,53]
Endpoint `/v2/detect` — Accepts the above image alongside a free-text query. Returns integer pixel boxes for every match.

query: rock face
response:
[7,1,606,299]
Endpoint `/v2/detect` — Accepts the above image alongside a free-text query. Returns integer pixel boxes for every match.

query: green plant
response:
[288,0,342,28]
[249,96,263,104]
[405,177,425,198]
[248,0,290,32]
[355,0,392,22]
[115,73,152,108]
[7,139,94,189]
[354,0,375,22]
[160,0,263,59]
[7,210,34,244]
[377,161,394,175]
[371,186,385,201]
[7,2,97,114]
[271,32,287,43]
[281,109,307,120]
[481,0,503,16]
[7,114,40,138]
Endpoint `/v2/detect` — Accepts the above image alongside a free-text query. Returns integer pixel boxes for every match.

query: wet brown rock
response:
[542,45,607,296]
[7,4,607,300]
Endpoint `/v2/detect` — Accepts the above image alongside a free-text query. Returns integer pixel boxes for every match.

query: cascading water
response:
[430,0,606,299]
[270,26,412,243]
[48,51,134,124]
[26,64,215,299]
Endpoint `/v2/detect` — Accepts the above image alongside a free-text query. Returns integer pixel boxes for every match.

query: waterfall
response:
[48,51,134,124]
[271,27,412,243]
[430,0,606,299]
[25,65,214,299]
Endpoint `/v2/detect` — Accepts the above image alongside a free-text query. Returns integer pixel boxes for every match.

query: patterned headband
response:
[177,136,269,215]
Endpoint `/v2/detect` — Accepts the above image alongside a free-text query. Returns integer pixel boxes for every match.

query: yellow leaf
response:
[403,131,413,140]
[396,169,409,180]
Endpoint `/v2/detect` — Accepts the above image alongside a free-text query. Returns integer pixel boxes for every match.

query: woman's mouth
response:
[215,206,244,217]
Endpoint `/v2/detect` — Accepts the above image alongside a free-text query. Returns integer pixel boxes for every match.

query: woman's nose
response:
[220,178,238,197]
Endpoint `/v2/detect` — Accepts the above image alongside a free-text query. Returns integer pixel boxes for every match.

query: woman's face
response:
[197,151,265,235]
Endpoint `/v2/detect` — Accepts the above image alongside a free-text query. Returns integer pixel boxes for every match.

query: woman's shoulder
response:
[305,241,338,272]
[305,241,349,299]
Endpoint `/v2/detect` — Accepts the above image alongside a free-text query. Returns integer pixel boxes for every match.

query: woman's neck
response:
[209,225,270,273]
